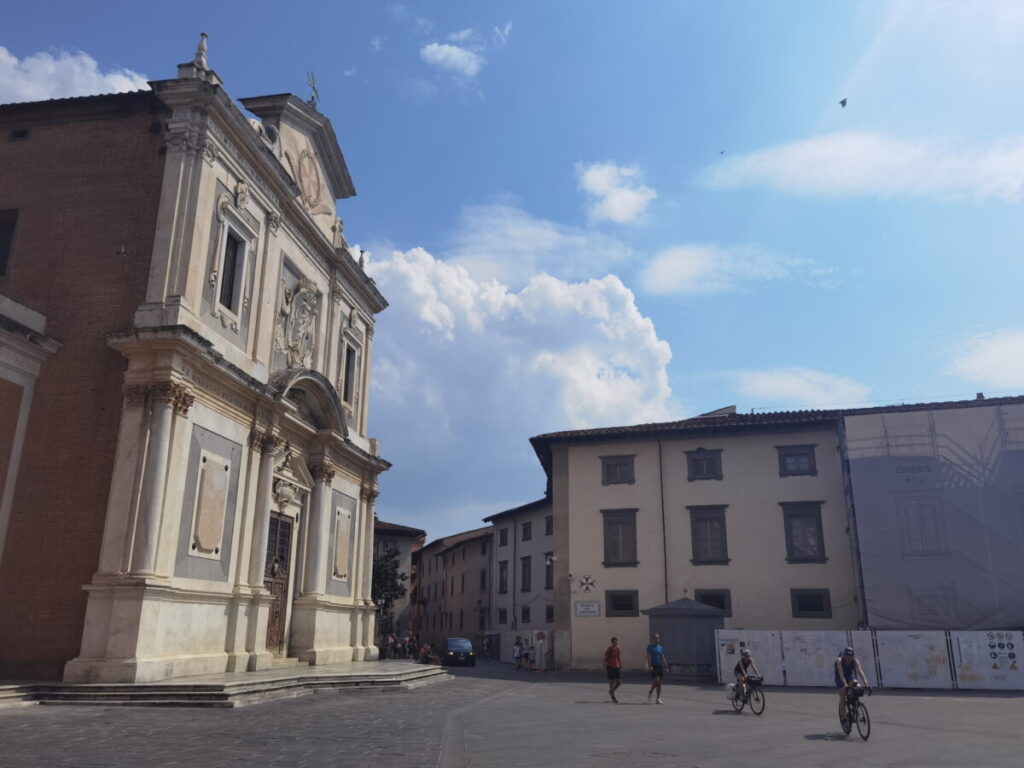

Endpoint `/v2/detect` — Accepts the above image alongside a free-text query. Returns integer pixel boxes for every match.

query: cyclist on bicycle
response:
[733,648,761,700]
[835,646,870,717]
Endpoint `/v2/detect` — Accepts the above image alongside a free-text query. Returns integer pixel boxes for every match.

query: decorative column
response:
[304,461,335,596]
[359,484,379,601]
[130,382,193,575]
[247,431,283,587]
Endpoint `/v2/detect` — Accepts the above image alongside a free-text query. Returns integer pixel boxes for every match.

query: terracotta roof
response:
[530,394,1024,478]
[374,519,426,538]
[422,525,493,556]
[482,497,550,523]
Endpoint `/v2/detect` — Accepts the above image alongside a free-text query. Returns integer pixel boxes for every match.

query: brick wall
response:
[0,95,167,679]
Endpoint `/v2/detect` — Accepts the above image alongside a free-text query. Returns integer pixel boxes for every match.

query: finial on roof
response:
[194,33,209,69]
[307,71,320,109]
[359,249,365,268]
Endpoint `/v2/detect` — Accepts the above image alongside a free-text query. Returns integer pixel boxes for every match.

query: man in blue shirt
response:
[645,633,668,704]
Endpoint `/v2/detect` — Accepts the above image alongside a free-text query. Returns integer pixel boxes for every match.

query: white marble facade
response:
[64,39,389,683]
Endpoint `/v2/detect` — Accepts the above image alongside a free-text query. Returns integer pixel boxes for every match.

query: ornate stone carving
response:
[310,461,336,485]
[249,429,284,454]
[360,484,379,503]
[234,180,250,210]
[123,384,150,409]
[267,211,281,233]
[125,382,194,414]
[274,278,321,369]
[272,478,299,510]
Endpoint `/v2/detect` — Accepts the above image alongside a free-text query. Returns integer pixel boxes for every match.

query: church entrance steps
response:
[2,661,450,708]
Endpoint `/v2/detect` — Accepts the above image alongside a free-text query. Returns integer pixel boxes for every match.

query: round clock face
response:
[297,148,322,209]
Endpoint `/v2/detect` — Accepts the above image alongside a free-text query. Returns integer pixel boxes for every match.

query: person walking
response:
[646,633,668,704]
[513,637,523,670]
[604,637,623,703]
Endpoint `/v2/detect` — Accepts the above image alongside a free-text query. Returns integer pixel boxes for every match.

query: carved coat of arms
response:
[274,278,321,369]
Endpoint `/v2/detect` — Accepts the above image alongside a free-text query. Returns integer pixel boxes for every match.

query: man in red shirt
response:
[604,637,623,703]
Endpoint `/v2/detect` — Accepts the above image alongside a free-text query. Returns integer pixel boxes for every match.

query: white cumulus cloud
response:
[702,130,1024,202]
[367,247,677,431]
[577,161,657,224]
[447,203,635,286]
[420,42,485,80]
[638,243,831,295]
[736,368,870,409]
[0,46,148,104]
[948,330,1024,389]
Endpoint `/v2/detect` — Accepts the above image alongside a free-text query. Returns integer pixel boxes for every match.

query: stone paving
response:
[1,662,1020,767]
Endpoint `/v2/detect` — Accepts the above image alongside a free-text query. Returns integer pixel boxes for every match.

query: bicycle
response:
[839,682,871,740]
[730,675,765,715]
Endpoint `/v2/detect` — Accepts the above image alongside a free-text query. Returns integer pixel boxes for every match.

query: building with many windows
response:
[483,498,555,665]
[529,396,1024,670]
[0,38,389,682]
[373,519,425,642]
[416,526,493,654]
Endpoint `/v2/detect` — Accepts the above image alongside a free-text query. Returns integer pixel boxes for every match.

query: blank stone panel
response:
[193,457,229,555]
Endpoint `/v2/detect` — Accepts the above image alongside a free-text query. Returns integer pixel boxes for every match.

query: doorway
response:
[264,511,294,655]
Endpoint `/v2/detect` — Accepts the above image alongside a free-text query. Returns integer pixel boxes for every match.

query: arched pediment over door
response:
[268,368,348,439]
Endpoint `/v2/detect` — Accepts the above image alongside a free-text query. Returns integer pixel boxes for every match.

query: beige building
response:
[416,526,492,652]
[0,38,389,682]
[531,408,859,670]
[373,519,425,641]
[483,499,555,665]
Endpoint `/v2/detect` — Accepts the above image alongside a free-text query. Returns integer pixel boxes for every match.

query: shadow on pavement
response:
[804,733,853,741]
[710,709,742,715]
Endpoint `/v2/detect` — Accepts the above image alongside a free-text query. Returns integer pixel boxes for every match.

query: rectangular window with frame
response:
[790,588,832,618]
[605,590,639,617]
[340,344,359,405]
[481,539,488,555]
[896,491,948,557]
[522,521,532,541]
[545,515,553,536]
[781,501,827,563]
[499,528,509,547]
[777,445,818,477]
[217,229,247,314]
[0,209,18,276]
[459,610,464,631]
[521,556,532,592]
[689,505,729,564]
[521,606,531,624]
[498,607,508,625]
[545,604,554,623]
[694,589,732,616]
[602,508,638,567]
[544,552,554,590]
[498,560,508,594]
[480,568,487,591]
[686,448,723,481]
[601,454,635,485]
[460,573,465,593]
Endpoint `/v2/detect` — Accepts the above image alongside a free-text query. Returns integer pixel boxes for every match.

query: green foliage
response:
[372,545,407,615]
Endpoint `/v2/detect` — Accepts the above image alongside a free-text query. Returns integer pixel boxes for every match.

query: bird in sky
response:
[839,98,848,108]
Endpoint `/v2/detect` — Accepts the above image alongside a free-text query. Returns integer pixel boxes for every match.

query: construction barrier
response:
[716,629,1022,691]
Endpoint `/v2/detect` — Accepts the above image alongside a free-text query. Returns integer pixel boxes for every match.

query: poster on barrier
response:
[780,631,848,687]
[849,630,878,688]
[876,631,953,689]
[952,630,1023,690]
[716,630,783,685]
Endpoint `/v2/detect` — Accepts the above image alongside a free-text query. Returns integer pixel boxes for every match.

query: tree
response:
[372,545,407,643]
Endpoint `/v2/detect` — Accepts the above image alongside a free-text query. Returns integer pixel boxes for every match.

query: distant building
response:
[373,518,425,641]
[416,526,492,653]
[0,38,389,682]
[483,498,555,665]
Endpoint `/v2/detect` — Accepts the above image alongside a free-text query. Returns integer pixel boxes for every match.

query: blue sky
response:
[5,1,1024,538]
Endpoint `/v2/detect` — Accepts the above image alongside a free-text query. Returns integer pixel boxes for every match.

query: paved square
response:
[1,664,1019,767]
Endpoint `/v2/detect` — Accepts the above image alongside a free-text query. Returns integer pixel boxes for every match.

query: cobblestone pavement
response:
[1,663,1020,767]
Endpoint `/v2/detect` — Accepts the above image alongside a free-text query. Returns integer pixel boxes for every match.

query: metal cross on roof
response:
[307,71,320,109]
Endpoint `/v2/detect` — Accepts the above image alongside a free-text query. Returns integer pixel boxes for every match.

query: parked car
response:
[441,637,476,667]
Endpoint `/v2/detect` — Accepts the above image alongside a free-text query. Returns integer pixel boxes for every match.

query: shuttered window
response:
[602,509,638,567]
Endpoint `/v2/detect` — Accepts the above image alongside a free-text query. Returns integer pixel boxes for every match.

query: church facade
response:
[0,38,389,682]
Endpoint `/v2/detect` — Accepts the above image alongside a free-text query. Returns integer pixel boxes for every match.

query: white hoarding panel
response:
[716,630,783,685]
[780,631,849,687]
[952,630,1023,690]
[876,631,952,689]
[849,630,879,687]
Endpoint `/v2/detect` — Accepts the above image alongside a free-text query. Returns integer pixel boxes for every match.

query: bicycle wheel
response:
[731,689,745,712]
[749,688,765,715]
[855,702,871,740]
